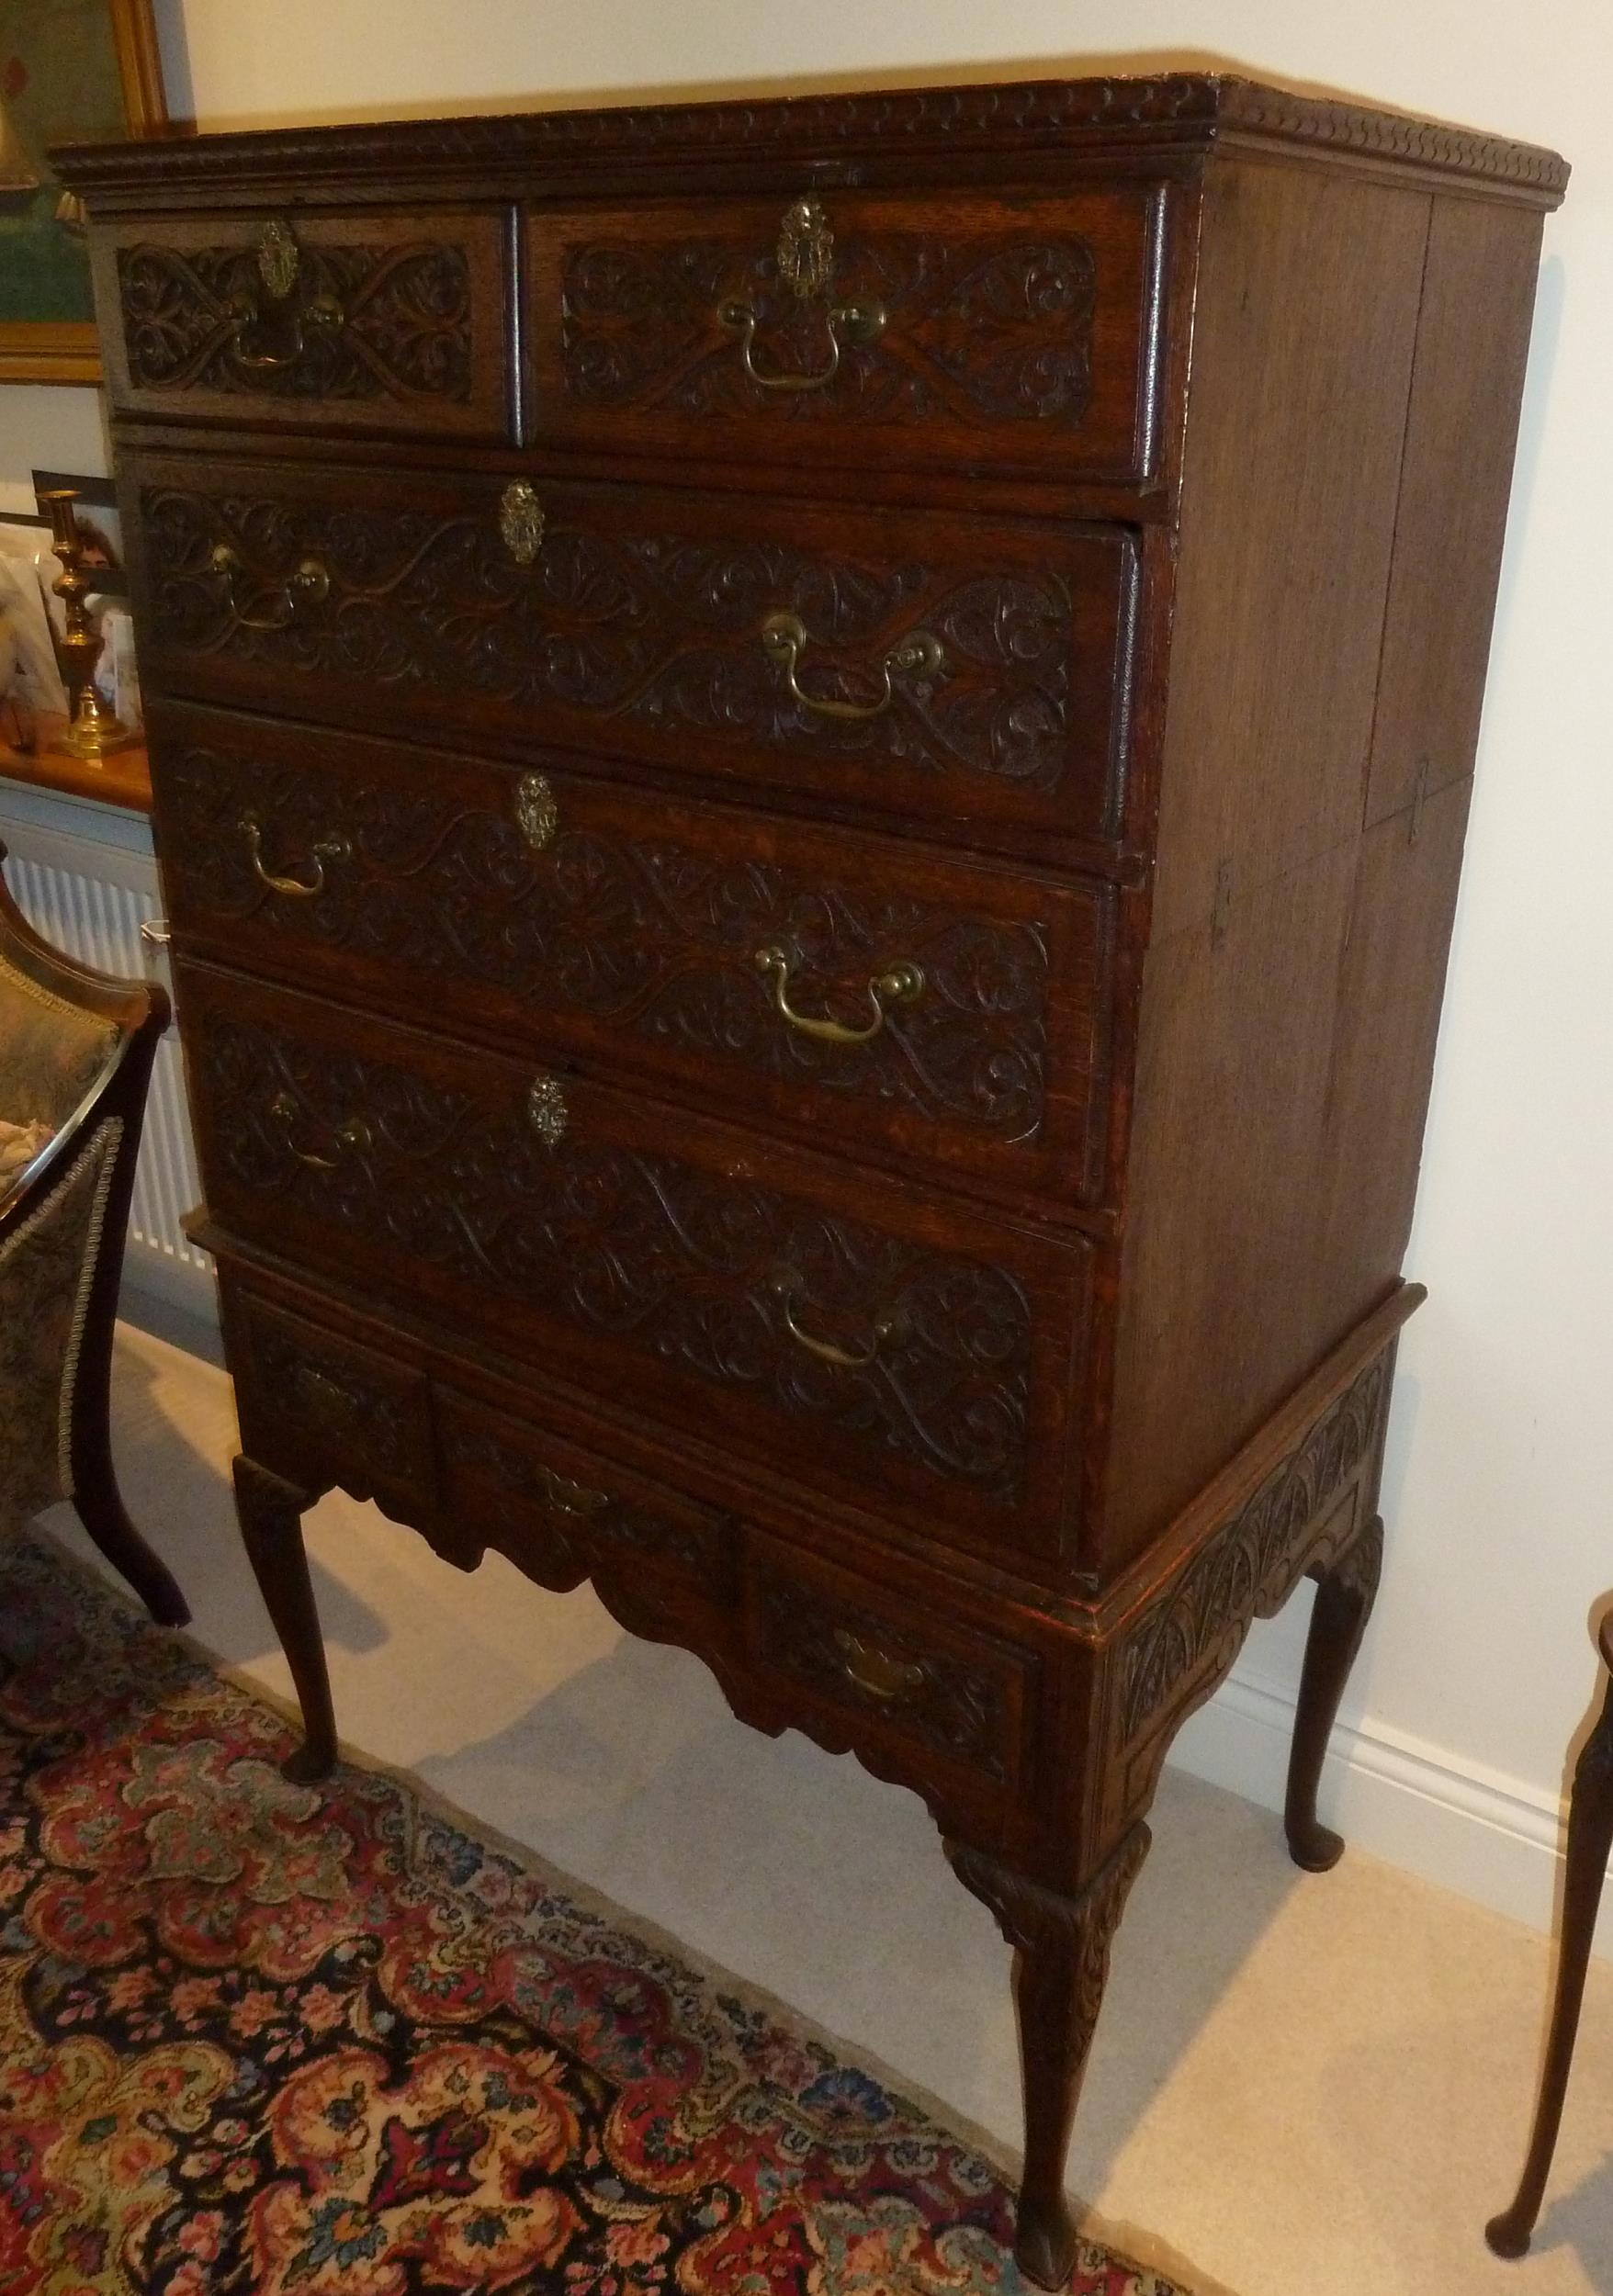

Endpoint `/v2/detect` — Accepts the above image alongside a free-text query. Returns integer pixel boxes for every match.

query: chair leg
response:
[232,1454,338,1785]
[71,1419,190,1628]
[1284,1515,1383,1872]
[1486,1674,1613,2257]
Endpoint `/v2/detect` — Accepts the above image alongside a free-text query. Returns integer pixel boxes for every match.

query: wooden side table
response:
[1487,1615,1613,2257]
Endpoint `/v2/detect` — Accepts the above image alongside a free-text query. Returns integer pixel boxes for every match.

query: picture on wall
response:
[0,0,167,385]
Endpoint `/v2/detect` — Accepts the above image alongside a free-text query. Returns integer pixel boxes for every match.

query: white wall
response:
[3,0,1607,1935]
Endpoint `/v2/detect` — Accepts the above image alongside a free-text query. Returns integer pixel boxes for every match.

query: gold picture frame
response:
[0,0,168,386]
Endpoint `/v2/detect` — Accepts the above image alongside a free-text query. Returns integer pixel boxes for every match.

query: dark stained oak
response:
[60,73,1564,2285]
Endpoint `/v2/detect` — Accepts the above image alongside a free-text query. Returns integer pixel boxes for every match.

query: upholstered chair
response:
[0,847,186,1624]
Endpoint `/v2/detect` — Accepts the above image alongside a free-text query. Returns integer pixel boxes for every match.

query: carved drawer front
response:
[746,1538,1037,1808]
[177,961,1090,1567]
[225,1288,437,1514]
[93,210,512,439]
[130,452,1135,853]
[435,1390,734,1602]
[527,186,1164,482]
[149,699,1112,1205]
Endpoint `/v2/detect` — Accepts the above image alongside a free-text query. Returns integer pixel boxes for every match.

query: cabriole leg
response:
[232,1453,337,1784]
[948,1824,1151,2290]
[1284,1514,1383,1872]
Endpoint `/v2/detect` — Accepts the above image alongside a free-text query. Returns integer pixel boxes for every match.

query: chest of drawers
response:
[59,74,1567,2284]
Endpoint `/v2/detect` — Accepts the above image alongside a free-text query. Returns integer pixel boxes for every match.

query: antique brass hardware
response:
[777,197,835,298]
[716,196,884,389]
[753,945,923,1044]
[499,480,545,566]
[209,543,330,631]
[241,813,350,898]
[832,1626,928,1704]
[760,610,943,721]
[269,1090,371,1171]
[537,1463,610,1517]
[526,1072,568,1148]
[224,219,344,371]
[294,1363,360,1424]
[514,771,558,850]
[773,1269,904,1369]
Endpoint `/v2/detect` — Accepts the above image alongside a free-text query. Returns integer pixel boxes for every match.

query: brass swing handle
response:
[269,1089,371,1172]
[716,293,885,392]
[753,945,923,1045]
[833,1626,928,1705]
[226,288,344,372]
[537,1462,610,1518]
[773,1270,905,1370]
[241,813,349,898]
[209,543,331,631]
[761,611,944,723]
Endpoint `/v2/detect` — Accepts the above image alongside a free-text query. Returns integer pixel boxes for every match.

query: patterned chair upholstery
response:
[0,847,187,1622]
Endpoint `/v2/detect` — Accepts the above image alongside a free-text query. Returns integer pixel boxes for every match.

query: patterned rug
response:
[0,1531,1192,2296]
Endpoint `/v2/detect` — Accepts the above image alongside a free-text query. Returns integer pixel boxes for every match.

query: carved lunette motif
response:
[1115,1353,1393,1748]
[142,488,1077,794]
[117,240,474,400]
[56,79,1568,201]
[195,1011,1035,1503]
[158,742,1057,1142]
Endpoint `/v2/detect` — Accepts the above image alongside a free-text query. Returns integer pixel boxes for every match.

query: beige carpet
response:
[38,1318,1613,2296]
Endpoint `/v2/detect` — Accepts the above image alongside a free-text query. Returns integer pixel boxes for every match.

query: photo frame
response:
[0,0,168,386]
[31,468,127,596]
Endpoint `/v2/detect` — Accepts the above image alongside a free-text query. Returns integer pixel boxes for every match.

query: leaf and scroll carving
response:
[560,232,1098,426]
[141,487,1077,793]
[440,1414,723,1579]
[118,239,474,400]
[195,1013,1034,1503]
[160,744,1054,1141]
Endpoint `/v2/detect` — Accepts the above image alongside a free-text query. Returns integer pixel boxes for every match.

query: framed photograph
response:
[31,468,127,595]
[0,0,168,387]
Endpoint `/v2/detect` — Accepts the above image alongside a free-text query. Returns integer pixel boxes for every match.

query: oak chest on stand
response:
[58,74,1566,2284]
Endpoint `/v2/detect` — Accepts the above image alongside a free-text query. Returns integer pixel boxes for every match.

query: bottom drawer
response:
[745,1537,1038,1809]
[227,1289,437,1516]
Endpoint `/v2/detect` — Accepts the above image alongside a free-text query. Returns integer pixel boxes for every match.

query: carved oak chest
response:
[58,74,1566,2282]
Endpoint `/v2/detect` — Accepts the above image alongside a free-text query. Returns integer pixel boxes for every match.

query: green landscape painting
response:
[0,0,130,323]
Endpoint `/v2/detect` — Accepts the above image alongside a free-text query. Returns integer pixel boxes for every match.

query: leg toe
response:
[1484,2210,1532,2259]
[1286,1816,1346,1873]
[1014,2196,1078,2290]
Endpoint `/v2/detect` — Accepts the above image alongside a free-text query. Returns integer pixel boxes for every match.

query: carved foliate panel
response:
[117,238,475,400]
[192,1008,1037,1507]
[559,229,1098,426]
[139,481,1088,802]
[232,1295,435,1507]
[157,741,1056,1144]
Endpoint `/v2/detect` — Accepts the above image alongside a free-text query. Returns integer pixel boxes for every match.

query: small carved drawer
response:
[224,1287,437,1514]
[176,960,1092,1569]
[526,186,1166,483]
[128,451,1135,853]
[746,1537,1039,1811]
[91,210,513,439]
[436,1389,734,1604]
[148,698,1113,1205]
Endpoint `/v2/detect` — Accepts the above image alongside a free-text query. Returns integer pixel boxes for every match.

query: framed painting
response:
[0,0,167,386]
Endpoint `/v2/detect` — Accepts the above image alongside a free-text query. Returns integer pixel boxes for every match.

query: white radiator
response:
[0,791,214,1323]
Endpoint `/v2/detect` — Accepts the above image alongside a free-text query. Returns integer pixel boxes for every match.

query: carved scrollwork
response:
[439,1415,722,1578]
[195,1012,1034,1503]
[141,487,1077,794]
[158,743,1056,1142]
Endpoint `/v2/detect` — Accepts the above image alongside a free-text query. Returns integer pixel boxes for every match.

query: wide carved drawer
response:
[526,185,1165,483]
[149,699,1112,1205]
[128,452,1135,853]
[745,1537,1039,1810]
[91,210,513,440]
[176,961,1090,1566]
[225,1288,438,1514]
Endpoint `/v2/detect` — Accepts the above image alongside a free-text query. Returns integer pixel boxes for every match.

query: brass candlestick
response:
[39,488,132,761]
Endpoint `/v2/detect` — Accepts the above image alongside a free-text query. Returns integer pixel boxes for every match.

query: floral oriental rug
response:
[0,1531,1194,2296]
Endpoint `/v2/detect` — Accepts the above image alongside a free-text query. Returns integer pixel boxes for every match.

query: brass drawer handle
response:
[209,543,331,631]
[270,1090,371,1172]
[225,218,344,372]
[514,771,558,850]
[295,1363,359,1422]
[754,945,923,1045]
[538,1463,610,1518]
[499,480,545,567]
[774,1270,903,1370]
[242,812,349,898]
[761,610,944,723]
[833,1626,927,1705]
[716,294,885,392]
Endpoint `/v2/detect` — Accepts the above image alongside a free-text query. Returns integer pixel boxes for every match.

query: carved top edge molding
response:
[53,75,1568,205]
